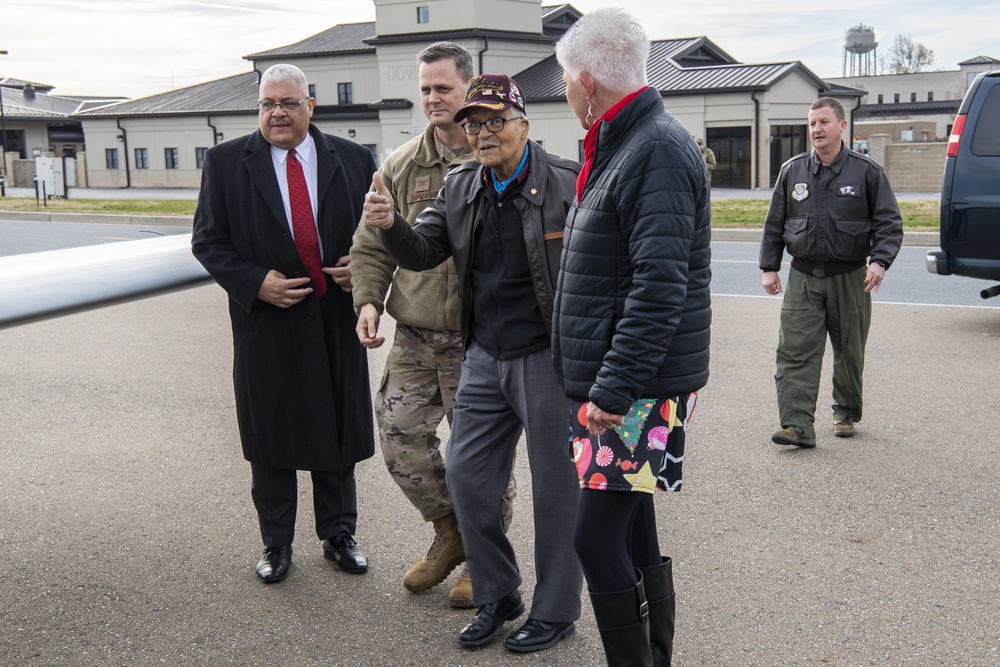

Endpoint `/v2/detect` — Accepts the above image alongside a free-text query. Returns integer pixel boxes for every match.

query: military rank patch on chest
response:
[792,183,809,201]
[837,184,859,196]
[415,175,431,192]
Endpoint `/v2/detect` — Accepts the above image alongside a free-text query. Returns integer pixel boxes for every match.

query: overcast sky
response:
[2,0,997,99]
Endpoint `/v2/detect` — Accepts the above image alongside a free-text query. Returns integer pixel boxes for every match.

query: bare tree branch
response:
[883,34,937,74]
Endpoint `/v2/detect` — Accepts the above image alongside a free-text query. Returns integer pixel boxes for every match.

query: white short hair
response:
[555,7,649,94]
[260,64,309,97]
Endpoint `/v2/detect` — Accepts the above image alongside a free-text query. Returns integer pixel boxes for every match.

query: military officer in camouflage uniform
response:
[351,42,514,607]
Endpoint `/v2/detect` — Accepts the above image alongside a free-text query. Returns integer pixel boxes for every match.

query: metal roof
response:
[76,72,259,117]
[540,3,582,36]
[650,61,802,94]
[245,22,376,59]
[855,100,961,117]
[0,85,86,119]
[959,55,1000,66]
[516,38,831,101]
[0,77,55,92]
[244,4,578,58]
[68,23,848,121]
[540,3,573,19]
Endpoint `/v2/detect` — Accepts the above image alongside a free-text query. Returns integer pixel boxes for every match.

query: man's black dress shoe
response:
[323,533,368,573]
[504,617,576,653]
[458,590,525,647]
[255,545,292,583]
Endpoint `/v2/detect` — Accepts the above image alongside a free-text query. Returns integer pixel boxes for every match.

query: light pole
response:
[0,49,8,197]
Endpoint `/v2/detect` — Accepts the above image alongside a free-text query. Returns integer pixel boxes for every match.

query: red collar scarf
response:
[576,86,648,203]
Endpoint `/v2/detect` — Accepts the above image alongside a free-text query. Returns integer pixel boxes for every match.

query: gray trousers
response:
[446,341,583,623]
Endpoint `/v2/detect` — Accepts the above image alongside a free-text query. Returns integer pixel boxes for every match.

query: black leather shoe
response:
[458,590,525,647]
[255,545,292,583]
[323,533,368,573]
[504,618,576,652]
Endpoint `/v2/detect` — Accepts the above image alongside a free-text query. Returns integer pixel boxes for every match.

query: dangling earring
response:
[585,95,596,128]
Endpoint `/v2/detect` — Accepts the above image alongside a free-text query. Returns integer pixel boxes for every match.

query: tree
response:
[884,34,937,74]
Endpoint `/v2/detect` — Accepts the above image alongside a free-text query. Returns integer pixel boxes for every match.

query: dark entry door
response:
[3,129,26,159]
[706,126,751,188]
[770,124,808,187]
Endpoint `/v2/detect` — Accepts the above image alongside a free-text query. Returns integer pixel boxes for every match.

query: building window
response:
[308,84,316,100]
[417,6,430,23]
[338,83,353,105]
[134,148,148,169]
[105,148,119,170]
[164,147,179,169]
[195,147,207,169]
[911,92,917,102]
[927,91,934,101]
[877,94,883,104]
[894,93,900,103]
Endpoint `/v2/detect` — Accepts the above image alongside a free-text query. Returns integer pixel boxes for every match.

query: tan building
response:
[0,78,122,189]
[825,56,999,192]
[77,0,863,191]
[827,56,1000,141]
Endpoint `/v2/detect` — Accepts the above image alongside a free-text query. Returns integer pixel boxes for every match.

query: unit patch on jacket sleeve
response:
[792,183,810,201]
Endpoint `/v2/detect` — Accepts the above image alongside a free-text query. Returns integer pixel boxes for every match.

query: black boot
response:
[589,571,653,667]
[640,557,675,667]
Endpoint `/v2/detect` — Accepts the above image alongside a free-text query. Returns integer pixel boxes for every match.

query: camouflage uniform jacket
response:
[351,124,471,331]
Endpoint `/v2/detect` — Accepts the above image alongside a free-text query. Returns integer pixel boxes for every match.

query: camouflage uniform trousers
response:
[378,323,515,528]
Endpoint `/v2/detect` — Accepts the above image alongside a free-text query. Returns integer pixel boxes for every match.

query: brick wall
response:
[12,159,36,188]
[885,142,947,192]
[855,120,940,142]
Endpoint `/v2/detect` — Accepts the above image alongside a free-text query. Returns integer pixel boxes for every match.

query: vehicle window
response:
[971,85,1000,156]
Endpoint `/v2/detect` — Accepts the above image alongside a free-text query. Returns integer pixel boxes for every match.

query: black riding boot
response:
[639,557,675,667]
[589,571,653,667]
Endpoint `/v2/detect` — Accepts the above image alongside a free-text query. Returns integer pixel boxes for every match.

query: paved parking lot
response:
[1,285,996,666]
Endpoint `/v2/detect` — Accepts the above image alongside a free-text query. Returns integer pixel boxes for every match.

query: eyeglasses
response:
[462,116,523,136]
[258,98,308,113]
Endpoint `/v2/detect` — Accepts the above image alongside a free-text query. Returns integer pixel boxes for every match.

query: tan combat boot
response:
[449,564,474,608]
[403,512,465,593]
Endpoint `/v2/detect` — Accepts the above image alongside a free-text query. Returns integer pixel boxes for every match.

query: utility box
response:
[35,156,66,198]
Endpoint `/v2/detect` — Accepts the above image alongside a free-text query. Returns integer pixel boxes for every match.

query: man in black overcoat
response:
[192,63,376,583]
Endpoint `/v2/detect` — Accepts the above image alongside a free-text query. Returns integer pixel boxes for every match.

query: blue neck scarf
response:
[491,144,530,196]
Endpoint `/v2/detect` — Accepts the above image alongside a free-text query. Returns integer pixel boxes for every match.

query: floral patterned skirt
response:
[570,393,697,494]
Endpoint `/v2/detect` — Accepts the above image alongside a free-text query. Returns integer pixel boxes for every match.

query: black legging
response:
[573,489,662,593]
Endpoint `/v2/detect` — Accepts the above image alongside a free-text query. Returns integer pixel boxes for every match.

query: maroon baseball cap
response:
[453,74,526,123]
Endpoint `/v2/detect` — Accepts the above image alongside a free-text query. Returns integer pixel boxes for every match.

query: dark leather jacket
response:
[759,143,903,274]
[378,140,580,347]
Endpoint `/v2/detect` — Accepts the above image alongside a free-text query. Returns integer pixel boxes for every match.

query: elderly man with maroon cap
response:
[363,73,583,654]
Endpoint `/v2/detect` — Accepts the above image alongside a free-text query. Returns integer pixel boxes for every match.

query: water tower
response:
[843,25,877,76]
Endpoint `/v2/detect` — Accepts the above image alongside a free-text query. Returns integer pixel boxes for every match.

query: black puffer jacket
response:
[552,88,712,414]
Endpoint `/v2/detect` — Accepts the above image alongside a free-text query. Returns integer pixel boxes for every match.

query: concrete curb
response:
[1,210,939,247]
[0,210,193,226]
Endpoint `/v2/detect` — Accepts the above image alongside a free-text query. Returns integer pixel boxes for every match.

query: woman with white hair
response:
[552,8,712,666]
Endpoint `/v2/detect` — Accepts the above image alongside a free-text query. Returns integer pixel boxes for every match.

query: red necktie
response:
[286,149,326,299]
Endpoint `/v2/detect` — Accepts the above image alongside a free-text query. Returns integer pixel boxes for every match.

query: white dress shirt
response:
[270,132,322,260]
